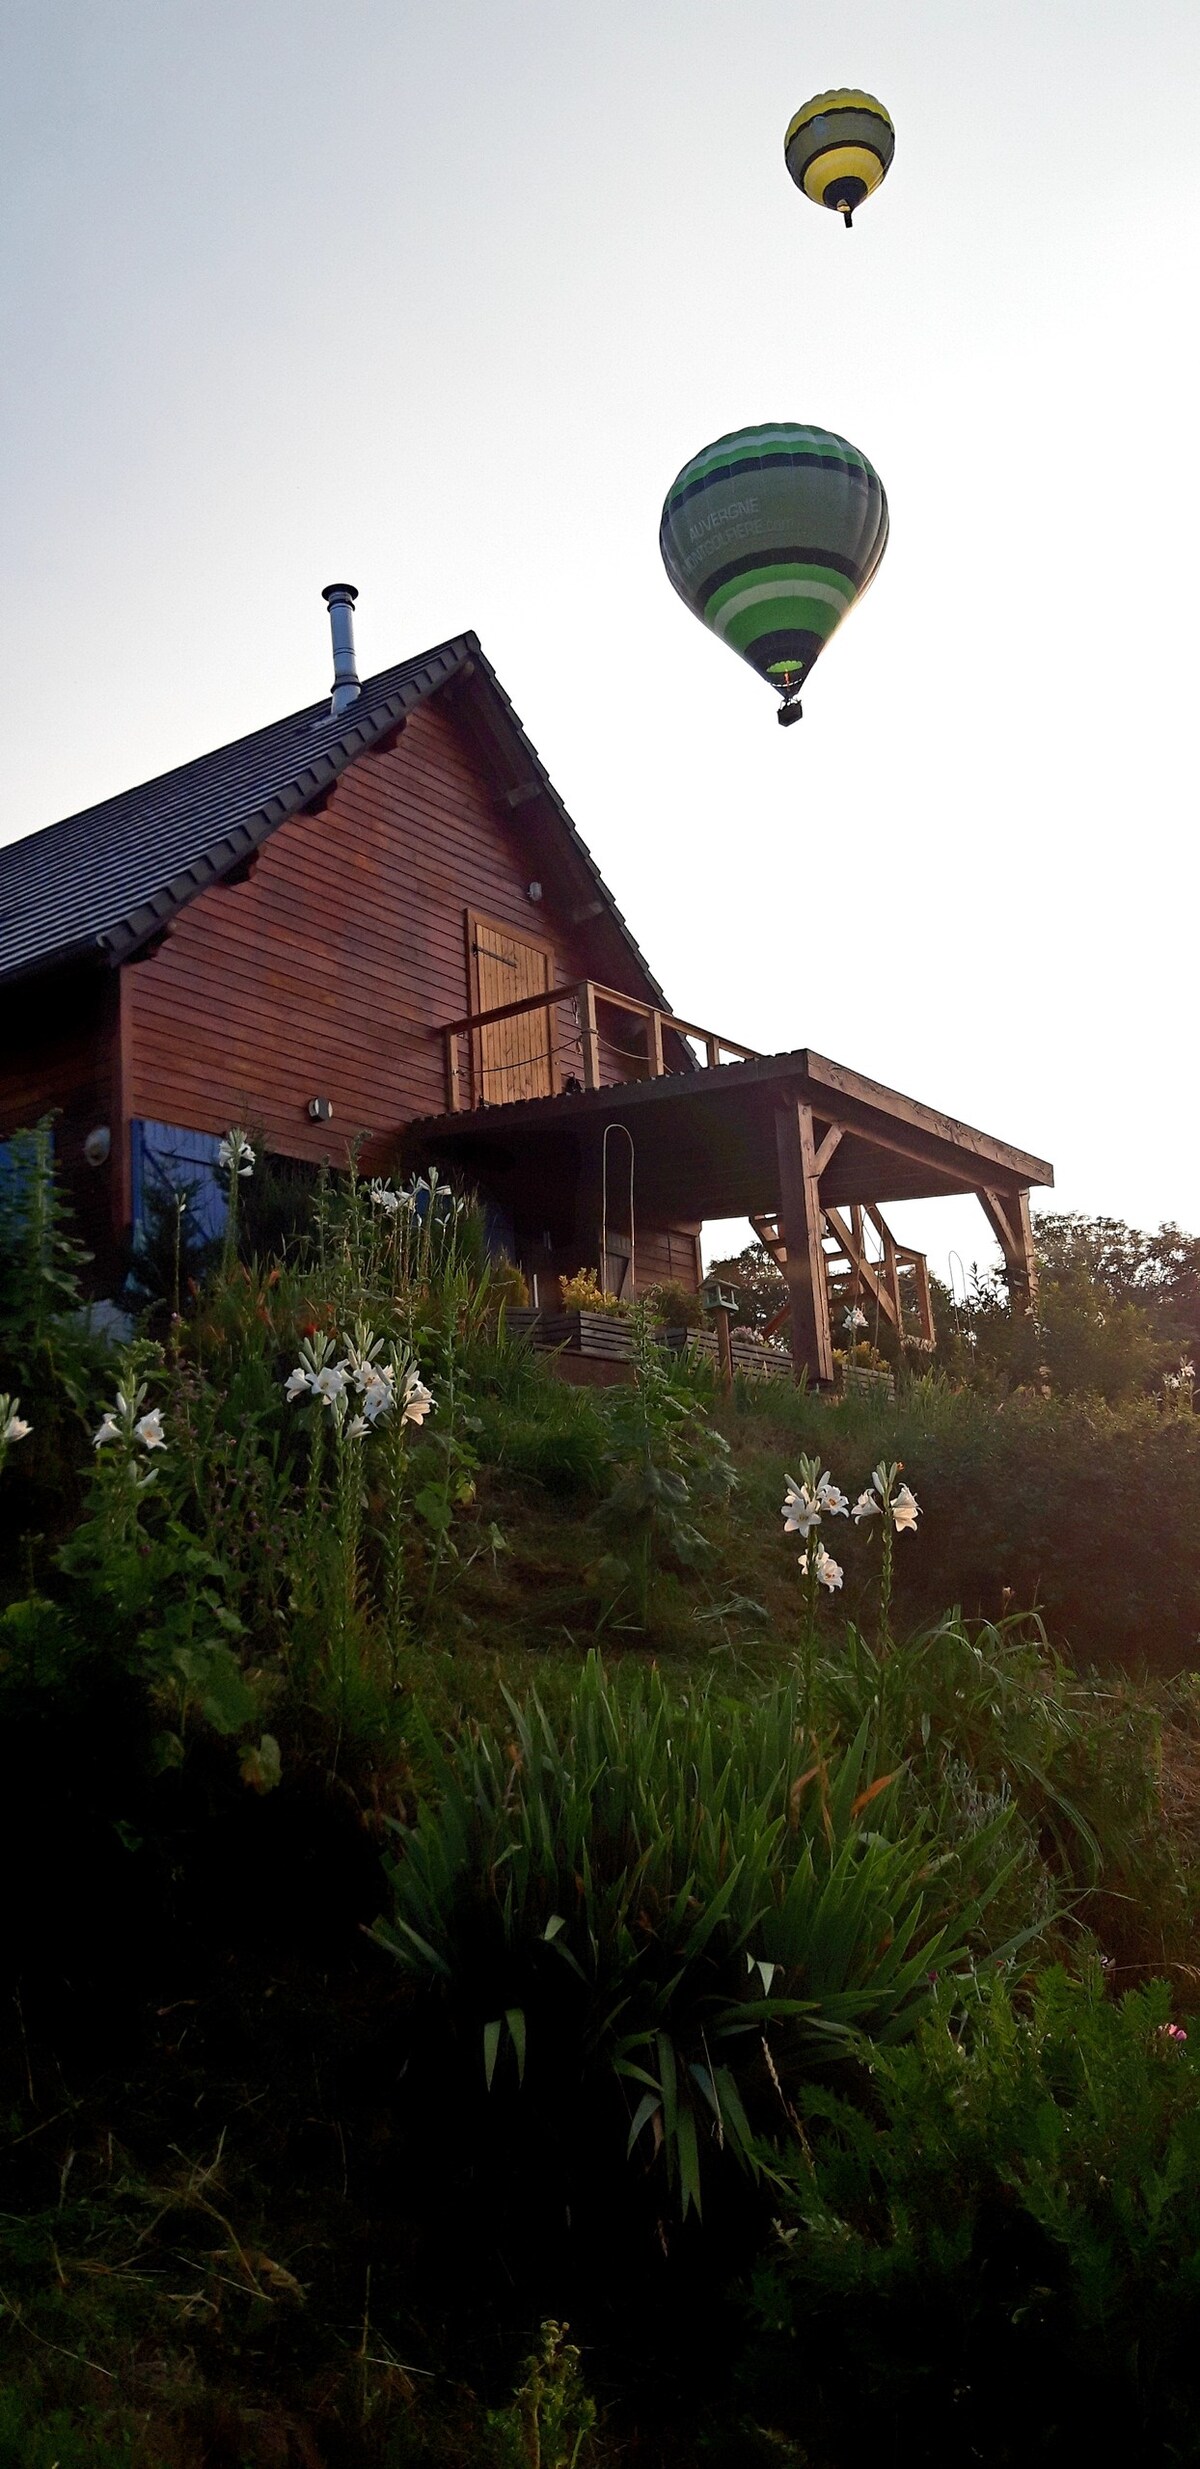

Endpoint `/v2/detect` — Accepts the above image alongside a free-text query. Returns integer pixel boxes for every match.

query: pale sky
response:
[3,1,1198,1286]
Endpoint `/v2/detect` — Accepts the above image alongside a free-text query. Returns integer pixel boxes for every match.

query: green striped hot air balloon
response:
[659,423,889,725]
[784,88,895,227]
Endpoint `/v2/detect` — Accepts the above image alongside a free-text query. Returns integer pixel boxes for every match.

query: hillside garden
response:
[2,1121,1200,2464]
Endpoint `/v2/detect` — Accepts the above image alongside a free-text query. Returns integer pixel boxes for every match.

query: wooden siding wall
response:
[124,700,635,1163]
[632,1221,704,1295]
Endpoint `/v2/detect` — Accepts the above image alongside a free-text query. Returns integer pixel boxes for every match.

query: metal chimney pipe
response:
[321,583,360,717]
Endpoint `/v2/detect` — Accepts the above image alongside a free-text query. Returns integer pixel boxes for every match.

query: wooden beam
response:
[866,1205,904,1328]
[823,1205,899,1329]
[774,1100,834,1386]
[802,1050,1054,1191]
[812,1121,844,1181]
[441,980,585,1037]
[648,1009,665,1077]
[579,983,600,1091]
[503,779,543,810]
[979,1185,1038,1315]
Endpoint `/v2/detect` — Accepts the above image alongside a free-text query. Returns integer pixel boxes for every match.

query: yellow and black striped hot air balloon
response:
[784,89,894,227]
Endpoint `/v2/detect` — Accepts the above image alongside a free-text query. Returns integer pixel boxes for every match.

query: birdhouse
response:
[700,1278,738,1316]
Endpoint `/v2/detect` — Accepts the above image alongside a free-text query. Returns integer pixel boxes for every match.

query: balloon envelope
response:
[659,423,889,707]
[784,88,894,223]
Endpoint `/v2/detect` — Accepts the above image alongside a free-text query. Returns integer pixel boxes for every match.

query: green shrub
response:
[645,1279,706,1330]
[804,1609,1195,1974]
[374,1654,1020,2224]
[593,1303,736,1621]
[746,1966,1200,2460]
[733,1374,1200,1669]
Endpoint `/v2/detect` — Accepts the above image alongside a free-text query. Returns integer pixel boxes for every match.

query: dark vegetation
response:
[2,1121,1200,2464]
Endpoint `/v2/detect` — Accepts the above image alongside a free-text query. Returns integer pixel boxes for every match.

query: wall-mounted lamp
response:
[527,880,543,903]
[307,1097,333,1122]
[83,1126,111,1166]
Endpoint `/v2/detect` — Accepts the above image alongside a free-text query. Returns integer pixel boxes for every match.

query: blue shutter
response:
[131,1120,227,1246]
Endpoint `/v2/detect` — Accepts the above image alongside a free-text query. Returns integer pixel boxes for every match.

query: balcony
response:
[438,976,759,1114]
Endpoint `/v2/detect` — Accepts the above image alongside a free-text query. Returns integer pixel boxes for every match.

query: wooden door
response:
[467,912,555,1106]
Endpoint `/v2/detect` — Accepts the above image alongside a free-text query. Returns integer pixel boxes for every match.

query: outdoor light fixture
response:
[527,880,543,903]
[83,1126,111,1166]
[307,1097,333,1122]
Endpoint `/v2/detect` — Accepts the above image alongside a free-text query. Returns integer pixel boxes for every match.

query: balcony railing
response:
[438,977,759,1113]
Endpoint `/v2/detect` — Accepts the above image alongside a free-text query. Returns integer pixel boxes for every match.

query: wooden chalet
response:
[0,591,1053,1380]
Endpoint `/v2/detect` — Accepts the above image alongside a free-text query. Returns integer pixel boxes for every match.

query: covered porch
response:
[405,1021,1054,1384]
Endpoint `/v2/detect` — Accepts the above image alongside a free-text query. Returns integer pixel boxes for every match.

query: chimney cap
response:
[322,581,359,605]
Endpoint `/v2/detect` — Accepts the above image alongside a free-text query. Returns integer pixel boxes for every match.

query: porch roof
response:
[404,1046,1054,1224]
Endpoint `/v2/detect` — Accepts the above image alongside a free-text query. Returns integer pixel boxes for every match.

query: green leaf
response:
[626,2090,662,2157]
[505,2006,527,2086]
[415,1486,453,1533]
[482,2016,502,2092]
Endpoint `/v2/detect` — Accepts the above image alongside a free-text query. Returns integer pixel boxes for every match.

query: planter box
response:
[503,1307,542,1344]
[841,1364,895,1400]
[660,1327,792,1382]
[537,1310,635,1361]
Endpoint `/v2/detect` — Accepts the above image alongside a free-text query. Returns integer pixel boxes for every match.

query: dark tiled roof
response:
[0,640,467,984]
[0,636,666,1004]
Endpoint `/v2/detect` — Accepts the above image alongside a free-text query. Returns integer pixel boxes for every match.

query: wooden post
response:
[909,1249,936,1346]
[113,968,135,1244]
[978,1186,1038,1316]
[579,983,600,1090]
[774,1099,835,1386]
[849,1203,865,1314]
[444,1027,461,1113]
[648,1009,665,1077]
[705,1035,721,1069]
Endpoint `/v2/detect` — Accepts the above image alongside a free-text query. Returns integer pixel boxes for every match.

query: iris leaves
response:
[374,1654,1026,2219]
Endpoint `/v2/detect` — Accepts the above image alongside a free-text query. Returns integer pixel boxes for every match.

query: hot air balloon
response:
[659,423,888,725]
[784,89,894,227]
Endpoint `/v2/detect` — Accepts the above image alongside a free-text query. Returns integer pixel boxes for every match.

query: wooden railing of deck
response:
[438,977,760,1113]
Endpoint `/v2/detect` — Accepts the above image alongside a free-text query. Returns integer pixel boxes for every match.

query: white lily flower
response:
[843,1306,868,1332]
[284,1367,309,1400]
[362,1377,393,1422]
[781,1477,821,1538]
[135,1410,167,1451]
[368,1181,400,1215]
[802,1545,843,1592]
[93,1414,122,1448]
[891,1484,920,1533]
[3,1413,31,1444]
[218,1129,255,1177]
[402,1378,434,1426]
[816,1479,850,1518]
[311,1365,347,1405]
[852,1490,881,1522]
[346,1413,369,1440]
